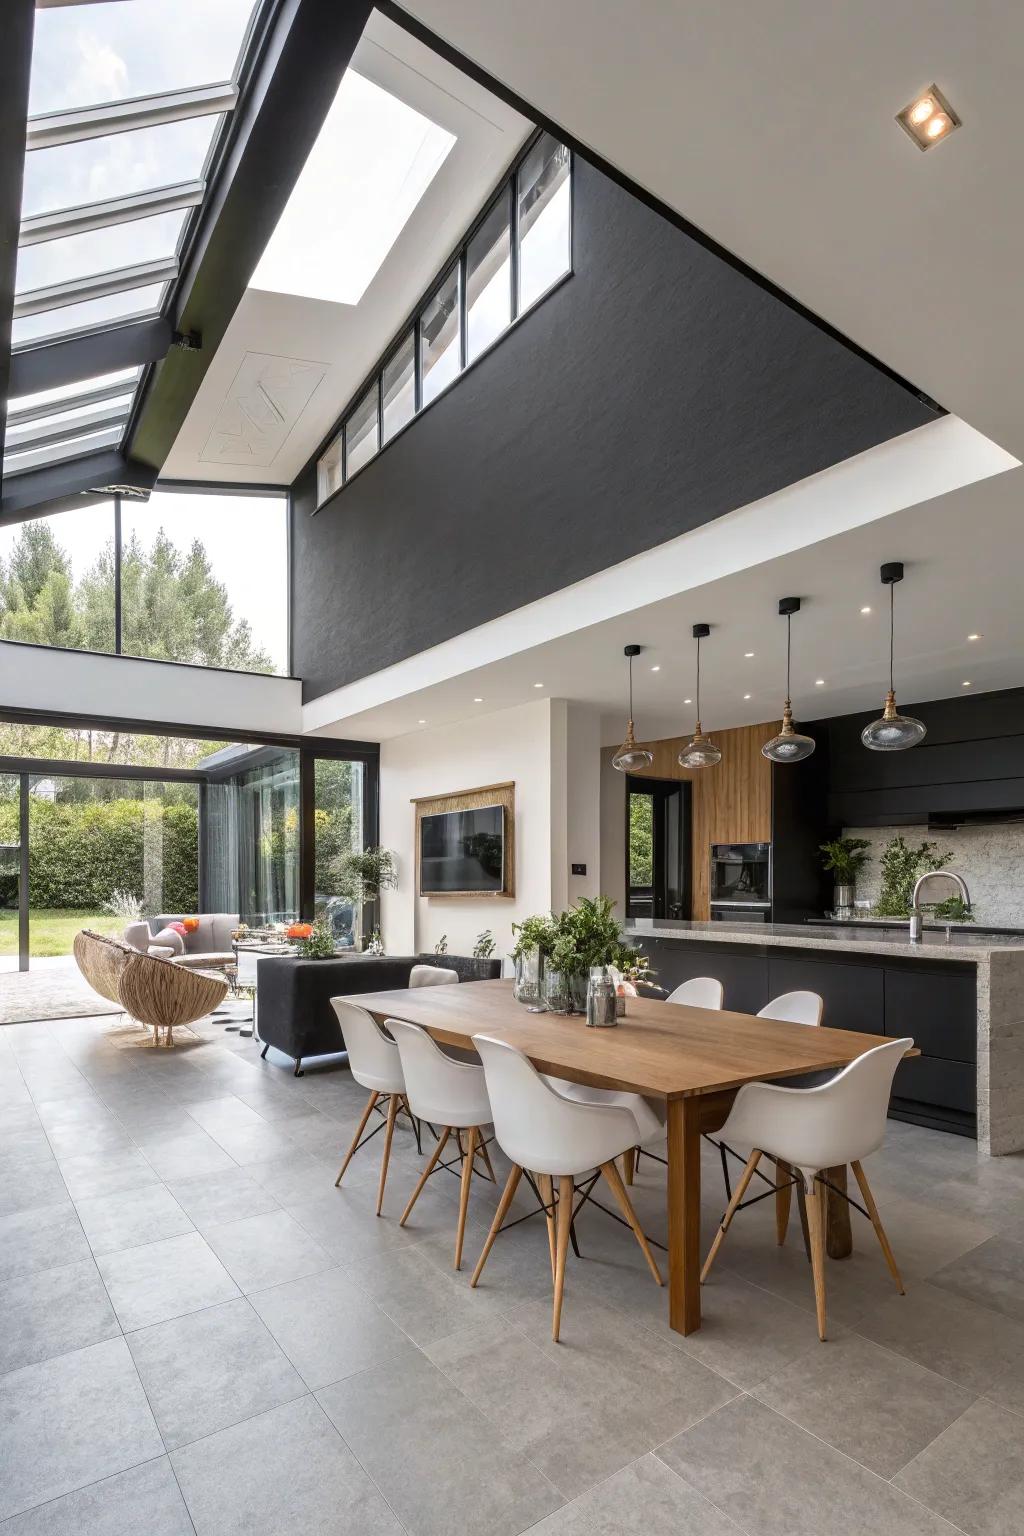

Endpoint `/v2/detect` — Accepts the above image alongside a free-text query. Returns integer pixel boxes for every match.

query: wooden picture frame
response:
[412,781,515,899]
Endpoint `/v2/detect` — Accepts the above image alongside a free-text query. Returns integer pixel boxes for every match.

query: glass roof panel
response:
[5,395,134,450]
[22,116,221,221]
[15,210,186,295]
[8,368,141,417]
[28,0,259,116]
[12,283,166,348]
[250,70,455,306]
[3,425,125,476]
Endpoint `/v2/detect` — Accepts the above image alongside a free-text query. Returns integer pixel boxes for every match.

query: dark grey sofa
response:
[255,953,501,1074]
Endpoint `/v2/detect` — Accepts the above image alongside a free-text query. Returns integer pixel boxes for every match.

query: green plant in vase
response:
[294,915,337,958]
[331,845,398,948]
[819,836,872,916]
[510,913,556,1004]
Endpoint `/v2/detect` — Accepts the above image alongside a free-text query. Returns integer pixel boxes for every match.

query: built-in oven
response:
[709,842,771,921]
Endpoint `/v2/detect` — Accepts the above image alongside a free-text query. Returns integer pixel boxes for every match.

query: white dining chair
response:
[470,1033,662,1341]
[410,964,460,988]
[758,990,823,1027]
[331,999,409,1215]
[390,1019,494,1269]
[701,1036,912,1340]
[666,976,725,1009]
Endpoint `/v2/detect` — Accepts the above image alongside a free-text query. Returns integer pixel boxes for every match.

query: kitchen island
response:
[626,919,1024,1154]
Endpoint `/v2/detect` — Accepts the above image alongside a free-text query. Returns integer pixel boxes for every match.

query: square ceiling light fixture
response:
[896,84,961,150]
[249,70,455,305]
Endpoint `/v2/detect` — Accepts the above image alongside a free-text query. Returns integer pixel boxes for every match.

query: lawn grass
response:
[0,908,112,958]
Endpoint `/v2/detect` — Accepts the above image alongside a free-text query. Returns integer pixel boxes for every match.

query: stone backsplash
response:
[842,823,1024,927]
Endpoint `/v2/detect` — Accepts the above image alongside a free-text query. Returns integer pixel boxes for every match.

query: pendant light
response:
[678,624,722,768]
[861,561,926,751]
[762,597,816,763]
[611,644,654,772]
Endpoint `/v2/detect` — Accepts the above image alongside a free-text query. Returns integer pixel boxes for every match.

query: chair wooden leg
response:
[552,1174,573,1342]
[454,1126,477,1271]
[805,1173,829,1340]
[471,1164,523,1287]
[476,1137,496,1182]
[775,1158,793,1246]
[600,1160,663,1286]
[851,1159,905,1295]
[375,1094,400,1216]
[537,1173,557,1281]
[400,1126,451,1225]
[336,1090,379,1187]
[622,1147,636,1186]
[700,1149,762,1283]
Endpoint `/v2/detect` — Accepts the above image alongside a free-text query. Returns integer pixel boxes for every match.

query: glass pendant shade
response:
[677,623,721,769]
[861,691,927,751]
[612,719,653,772]
[861,563,927,752]
[611,645,653,772]
[678,726,722,768]
[762,702,816,763]
[761,598,815,765]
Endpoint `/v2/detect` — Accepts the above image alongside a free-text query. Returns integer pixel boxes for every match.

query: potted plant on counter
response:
[514,897,650,1013]
[818,836,872,917]
[510,913,557,1003]
[872,835,974,921]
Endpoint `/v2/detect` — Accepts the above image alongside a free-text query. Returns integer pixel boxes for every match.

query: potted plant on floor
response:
[818,837,872,917]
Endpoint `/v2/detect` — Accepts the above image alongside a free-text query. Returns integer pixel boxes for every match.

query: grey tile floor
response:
[1,1012,1024,1536]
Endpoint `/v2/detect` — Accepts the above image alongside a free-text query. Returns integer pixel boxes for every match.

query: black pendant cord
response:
[695,633,701,723]
[628,650,635,721]
[785,612,792,706]
[889,580,895,695]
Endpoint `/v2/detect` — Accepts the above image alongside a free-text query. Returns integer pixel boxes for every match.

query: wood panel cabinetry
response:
[630,723,777,920]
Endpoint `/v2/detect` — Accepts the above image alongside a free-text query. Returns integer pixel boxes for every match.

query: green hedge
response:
[0,795,198,910]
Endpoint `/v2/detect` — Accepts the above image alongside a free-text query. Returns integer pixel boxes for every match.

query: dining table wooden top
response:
[339,978,910,1099]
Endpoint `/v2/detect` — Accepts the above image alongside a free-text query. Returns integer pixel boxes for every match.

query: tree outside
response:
[0,518,273,671]
[628,792,654,887]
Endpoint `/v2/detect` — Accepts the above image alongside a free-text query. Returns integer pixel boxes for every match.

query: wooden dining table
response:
[340,978,911,1336]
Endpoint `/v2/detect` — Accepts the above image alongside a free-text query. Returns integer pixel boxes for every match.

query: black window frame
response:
[313,129,573,511]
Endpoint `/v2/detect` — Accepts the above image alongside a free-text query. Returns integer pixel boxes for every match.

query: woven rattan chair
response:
[74,930,227,1047]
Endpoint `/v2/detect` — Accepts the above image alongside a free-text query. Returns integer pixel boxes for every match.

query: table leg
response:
[666,1097,702,1335]
[825,1164,852,1259]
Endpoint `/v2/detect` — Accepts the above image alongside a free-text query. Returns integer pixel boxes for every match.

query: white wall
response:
[379,698,556,961]
[844,823,1024,927]
[600,745,627,919]
[0,641,302,736]
[559,701,602,911]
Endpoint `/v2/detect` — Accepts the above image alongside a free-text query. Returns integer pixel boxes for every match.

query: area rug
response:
[0,971,122,1026]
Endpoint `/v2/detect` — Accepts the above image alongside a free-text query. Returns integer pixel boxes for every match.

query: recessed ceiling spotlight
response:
[897,84,961,150]
[962,680,972,688]
[473,697,483,703]
[744,652,755,659]
[417,718,426,724]
[967,633,980,642]
[651,665,660,672]
[533,681,544,688]
[743,693,752,701]
[860,606,872,615]
[815,678,826,686]
[683,698,692,705]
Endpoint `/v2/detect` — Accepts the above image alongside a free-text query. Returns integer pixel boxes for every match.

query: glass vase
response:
[542,967,572,1014]
[513,946,543,1005]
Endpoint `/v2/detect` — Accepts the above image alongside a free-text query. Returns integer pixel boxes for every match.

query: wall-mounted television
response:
[419,804,505,895]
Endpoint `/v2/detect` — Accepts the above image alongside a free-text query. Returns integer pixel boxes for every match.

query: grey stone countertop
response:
[624,918,1024,961]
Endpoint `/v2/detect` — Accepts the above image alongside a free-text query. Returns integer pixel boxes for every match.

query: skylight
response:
[249,70,455,306]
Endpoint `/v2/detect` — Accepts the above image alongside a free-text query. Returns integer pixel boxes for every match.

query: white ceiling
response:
[305,453,1024,746]
[397,0,1024,461]
[161,11,529,483]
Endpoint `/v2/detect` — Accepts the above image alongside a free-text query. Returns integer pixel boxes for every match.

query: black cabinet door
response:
[767,955,884,1033]
[639,940,770,1016]
[893,1055,976,1117]
[884,967,976,1064]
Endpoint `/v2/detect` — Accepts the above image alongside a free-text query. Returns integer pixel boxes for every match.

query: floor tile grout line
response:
[0,1452,184,1531]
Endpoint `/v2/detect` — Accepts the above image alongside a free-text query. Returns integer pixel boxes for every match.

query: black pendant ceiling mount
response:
[762,597,816,764]
[861,562,927,751]
[678,623,722,768]
[611,644,654,772]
